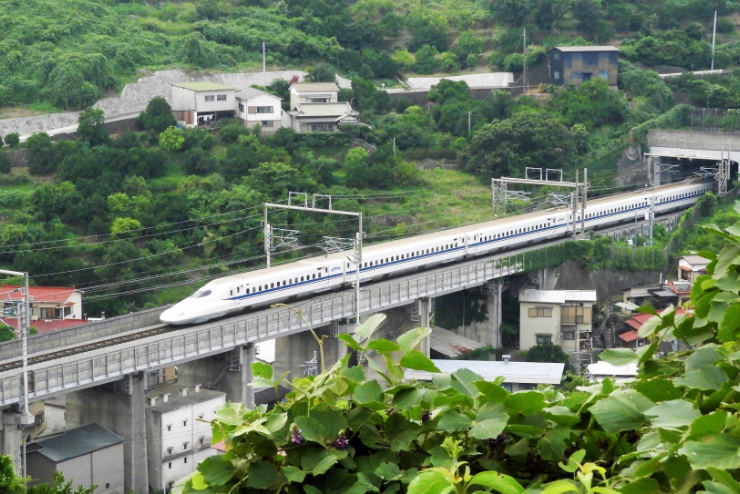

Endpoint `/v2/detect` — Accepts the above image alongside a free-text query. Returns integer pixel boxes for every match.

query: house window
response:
[64,306,71,317]
[599,70,609,79]
[307,97,329,103]
[571,71,583,80]
[167,447,173,455]
[183,442,189,450]
[217,94,227,101]
[183,419,188,426]
[238,103,245,112]
[256,106,273,113]
[167,425,172,432]
[562,304,588,324]
[184,457,188,464]
[309,123,332,132]
[261,120,274,127]
[106,483,110,489]
[528,307,553,318]
[204,95,215,102]
[536,334,553,345]
[168,462,172,469]
[572,53,582,61]
[554,71,560,80]
[34,412,44,426]
[167,482,174,491]
[563,331,576,340]
[599,51,609,61]
[553,53,560,60]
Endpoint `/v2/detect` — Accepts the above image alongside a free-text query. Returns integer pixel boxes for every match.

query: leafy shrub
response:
[0,152,10,174]
[4,134,20,149]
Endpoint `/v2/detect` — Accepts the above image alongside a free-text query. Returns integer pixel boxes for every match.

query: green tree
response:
[306,63,337,83]
[76,108,109,147]
[392,49,415,70]
[4,133,20,149]
[110,217,143,239]
[0,151,10,174]
[0,455,25,494]
[25,133,57,175]
[461,112,577,178]
[438,52,461,72]
[0,324,16,342]
[414,44,439,75]
[247,162,304,197]
[159,126,185,152]
[136,97,176,134]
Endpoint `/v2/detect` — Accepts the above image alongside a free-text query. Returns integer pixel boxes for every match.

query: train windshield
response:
[190,289,212,299]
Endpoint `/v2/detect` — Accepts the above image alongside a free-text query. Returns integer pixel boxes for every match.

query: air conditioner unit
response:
[31,316,38,321]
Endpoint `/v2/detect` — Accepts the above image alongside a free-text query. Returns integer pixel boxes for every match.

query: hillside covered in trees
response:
[1,0,740,110]
[1,0,740,317]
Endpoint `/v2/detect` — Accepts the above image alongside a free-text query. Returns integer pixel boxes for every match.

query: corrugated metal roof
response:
[30,423,122,463]
[235,87,281,101]
[519,289,597,304]
[172,82,235,91]
[553,46,619,53]
[405,360,565,384]
[290,82,339,92]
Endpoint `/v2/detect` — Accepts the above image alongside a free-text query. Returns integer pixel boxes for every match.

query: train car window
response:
[300,277,304,282]
[236,287,240,293]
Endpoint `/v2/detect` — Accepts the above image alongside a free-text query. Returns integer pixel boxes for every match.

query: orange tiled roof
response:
[0,285,77,304]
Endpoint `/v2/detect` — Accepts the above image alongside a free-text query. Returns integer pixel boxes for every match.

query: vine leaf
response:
[674,365,728,391]
[469,471,527,494]
[598,348,638,366]
[589,389,652,434]
[681,433,740,469]
[400,350,440,372]
[644,399,700,430]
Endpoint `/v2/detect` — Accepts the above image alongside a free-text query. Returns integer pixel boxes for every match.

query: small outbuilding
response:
[548,46,619,88]
[170,82,236,127]
[26,423,124,494]
[677,255,709,284]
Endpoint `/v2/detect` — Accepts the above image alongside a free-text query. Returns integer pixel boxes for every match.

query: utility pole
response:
[523,28,527,93]
[0,269,33,477]
[392,138,396,157]
[262,42,266,73]
[468,112,472,135]
[572,169,578,240]
[711,11,717,70]
[264,201,363,330]
[581,168,587,234]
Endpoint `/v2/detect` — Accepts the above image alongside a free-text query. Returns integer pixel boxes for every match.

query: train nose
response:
[160,306,193,325]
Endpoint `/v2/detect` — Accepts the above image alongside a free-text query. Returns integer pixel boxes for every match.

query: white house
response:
[289,82,340,110]
[145,385,226,493]
[235,88,283,134]
[519,289,597,353]
[170,82,236,127]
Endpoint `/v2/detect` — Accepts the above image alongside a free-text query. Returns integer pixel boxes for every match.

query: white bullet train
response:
[161,180,713,325]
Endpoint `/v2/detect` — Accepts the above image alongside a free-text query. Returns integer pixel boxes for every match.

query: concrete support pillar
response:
[490,282,502,349]
[274,324,346,381]
[177,346,256,407]
[419,298,432,357]
[0,411,22,474]
[66,373,148,494]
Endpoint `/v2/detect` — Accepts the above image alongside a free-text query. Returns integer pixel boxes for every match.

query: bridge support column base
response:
[419,298,432,357]
[274,324,346,382]
[177,345,257,407]
[0,411,23,474]
[66,373,148,494]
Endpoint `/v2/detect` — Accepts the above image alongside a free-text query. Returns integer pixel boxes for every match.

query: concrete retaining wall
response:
[0,306,168,362]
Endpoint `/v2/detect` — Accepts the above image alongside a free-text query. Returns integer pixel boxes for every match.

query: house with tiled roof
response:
[0,284,91,334]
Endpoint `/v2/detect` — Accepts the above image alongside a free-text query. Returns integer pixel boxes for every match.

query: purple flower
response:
[335,436,349,450]
[290,423,304,445]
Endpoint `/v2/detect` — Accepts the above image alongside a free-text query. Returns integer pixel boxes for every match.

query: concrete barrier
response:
[0,306,168,362]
